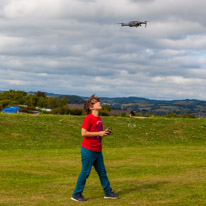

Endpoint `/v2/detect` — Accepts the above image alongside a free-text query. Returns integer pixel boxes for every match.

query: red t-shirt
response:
[81,114,103,152]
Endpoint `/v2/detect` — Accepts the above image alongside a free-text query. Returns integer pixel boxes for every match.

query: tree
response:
[47,96,59,109]
[35,91,46,97]
[58,97,69,107]
[102,105,112,112]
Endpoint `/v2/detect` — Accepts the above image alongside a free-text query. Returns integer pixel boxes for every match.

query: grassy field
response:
[0,113,205,205]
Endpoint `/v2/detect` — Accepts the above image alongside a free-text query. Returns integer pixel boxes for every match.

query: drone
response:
[118,21,148,28]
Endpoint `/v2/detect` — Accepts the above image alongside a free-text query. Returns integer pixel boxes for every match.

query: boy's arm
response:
[81,128,110,137]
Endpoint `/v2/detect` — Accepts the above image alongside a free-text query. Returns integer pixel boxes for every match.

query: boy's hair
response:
[84,94,101,114]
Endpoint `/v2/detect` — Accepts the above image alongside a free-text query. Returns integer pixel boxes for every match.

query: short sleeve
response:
[81,116,91,131]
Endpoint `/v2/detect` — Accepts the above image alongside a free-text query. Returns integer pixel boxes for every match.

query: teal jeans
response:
[73,147,112,195]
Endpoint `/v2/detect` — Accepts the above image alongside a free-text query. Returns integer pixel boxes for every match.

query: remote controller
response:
[107,128,112,135]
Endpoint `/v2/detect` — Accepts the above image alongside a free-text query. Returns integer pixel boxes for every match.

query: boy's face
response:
[90,99,102,111]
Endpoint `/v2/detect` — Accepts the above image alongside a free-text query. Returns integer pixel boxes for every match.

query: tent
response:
[2,106,21,113]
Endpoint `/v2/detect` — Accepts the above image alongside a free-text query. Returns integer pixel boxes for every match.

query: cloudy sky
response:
[0,0,206,100]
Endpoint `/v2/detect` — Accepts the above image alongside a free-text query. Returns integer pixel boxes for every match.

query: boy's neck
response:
[91,110,99,117]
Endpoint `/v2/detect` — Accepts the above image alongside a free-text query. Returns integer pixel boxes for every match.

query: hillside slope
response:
[0,114,205,150]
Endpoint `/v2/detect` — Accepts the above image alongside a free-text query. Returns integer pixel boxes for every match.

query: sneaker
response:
[104,191,120,199]
[71,193,88,202]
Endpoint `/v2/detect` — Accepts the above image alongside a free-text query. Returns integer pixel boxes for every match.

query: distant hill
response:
[58,95,84,104]
[81,96,206,116]
[97,97,206,116]
[28,91,84,104]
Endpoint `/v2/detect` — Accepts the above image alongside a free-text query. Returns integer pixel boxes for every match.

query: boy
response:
[71,94,120,202]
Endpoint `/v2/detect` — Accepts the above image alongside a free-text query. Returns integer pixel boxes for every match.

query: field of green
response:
[0,113,206,206]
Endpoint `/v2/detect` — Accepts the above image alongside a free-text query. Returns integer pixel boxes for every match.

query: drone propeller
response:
[144,21,148,27]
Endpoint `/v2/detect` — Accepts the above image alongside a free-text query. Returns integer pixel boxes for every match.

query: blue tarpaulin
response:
[2,106,21,113]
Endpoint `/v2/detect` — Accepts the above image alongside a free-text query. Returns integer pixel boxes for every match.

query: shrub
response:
[99,111,110,116]
[165,112,178,118]
[119,112,129,117]
[51,106,70,115]
[181,113,196,118]
[165,112,196,118]
[69,108,83,115]
[51,107,84,115]
[135,112,143,117]
[19,107,36,114]
[144,112,152,117]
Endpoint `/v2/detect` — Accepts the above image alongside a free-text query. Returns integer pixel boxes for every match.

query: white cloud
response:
[198,57,206,65]
[3,0,61,18]
[161,35,206,50]
[5,79,29,85]
[0,34,23,50]
[152,76,203,85]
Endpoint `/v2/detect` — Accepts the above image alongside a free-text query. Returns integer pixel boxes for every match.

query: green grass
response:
[0,114,206,205]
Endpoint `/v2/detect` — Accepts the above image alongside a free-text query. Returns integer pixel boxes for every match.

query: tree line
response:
[0,90,112,115]
[0,90,68,111]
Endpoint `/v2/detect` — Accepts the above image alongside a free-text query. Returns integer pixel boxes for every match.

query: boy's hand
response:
[99,129,111,137]
[99,129,112,137]
[82,128,112,138]
[99,130,107,137]
[105,128,112,135]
